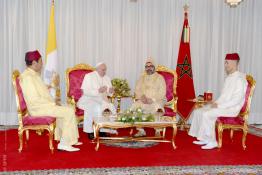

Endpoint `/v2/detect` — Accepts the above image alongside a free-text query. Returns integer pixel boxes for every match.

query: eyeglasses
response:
[145,65,154,68]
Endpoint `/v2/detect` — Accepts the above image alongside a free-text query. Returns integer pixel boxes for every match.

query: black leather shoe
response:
[99,132,109,137]
[87,133,94,140]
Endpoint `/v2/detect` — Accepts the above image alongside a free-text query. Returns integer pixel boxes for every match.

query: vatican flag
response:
[44,1,60,101]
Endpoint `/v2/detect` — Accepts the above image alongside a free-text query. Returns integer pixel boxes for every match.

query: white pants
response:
[188,105,239,143]
[82,99,116,133]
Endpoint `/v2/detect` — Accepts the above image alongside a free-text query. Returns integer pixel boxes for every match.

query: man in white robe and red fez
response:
[20,50,82,152]
[189,53,247,149]
[77,62,116,140]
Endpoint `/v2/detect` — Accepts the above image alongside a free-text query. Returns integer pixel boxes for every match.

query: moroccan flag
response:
[44,0,59,100]
[176,6,196,121]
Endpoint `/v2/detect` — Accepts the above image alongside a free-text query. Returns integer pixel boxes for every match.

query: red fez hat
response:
[25,50,41,62]
[225,53,240,61]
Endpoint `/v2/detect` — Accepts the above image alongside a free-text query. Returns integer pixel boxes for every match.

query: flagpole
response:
[45,0,61,104]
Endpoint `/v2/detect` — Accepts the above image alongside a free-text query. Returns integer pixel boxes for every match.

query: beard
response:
[146,69,155,75]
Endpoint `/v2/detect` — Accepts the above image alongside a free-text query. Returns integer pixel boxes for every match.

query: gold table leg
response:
[93,123,177,151]
[94,124,100,151]
[116,97,121,113]
[172,124,177,150]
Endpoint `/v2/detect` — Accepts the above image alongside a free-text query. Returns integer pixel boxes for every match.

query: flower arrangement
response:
[117,108,155,123]
[111,78,131,97]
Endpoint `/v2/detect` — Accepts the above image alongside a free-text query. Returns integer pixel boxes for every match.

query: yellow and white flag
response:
[44,1,59,99]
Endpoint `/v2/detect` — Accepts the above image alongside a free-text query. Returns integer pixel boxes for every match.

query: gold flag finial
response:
[183,4,189,12]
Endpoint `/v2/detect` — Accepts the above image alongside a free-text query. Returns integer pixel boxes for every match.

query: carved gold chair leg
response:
[230,129,234,141]
[172,124,177,150]
[24,129,28,147]
[26,130,29,141]
[49,125,55,154]
[49,132,54,154]
[162,128,166,138]
[217,123,223,148]
[95,125,100,151]
[242,129,248,150]
[18,130,24,153]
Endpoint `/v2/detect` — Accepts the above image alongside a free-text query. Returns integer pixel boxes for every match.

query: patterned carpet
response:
[1,165,261,175]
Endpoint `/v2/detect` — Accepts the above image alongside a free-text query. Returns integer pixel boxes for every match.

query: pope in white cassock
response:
[189,53,247,149]
[77,63,116,140]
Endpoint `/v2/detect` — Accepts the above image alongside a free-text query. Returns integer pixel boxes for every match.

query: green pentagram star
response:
[177,55,192,79]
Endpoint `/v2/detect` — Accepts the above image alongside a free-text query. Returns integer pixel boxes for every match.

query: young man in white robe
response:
[188,53,247,149]
[77,63,116,140]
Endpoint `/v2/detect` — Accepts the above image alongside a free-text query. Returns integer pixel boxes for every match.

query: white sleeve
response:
[217,78,246,109]
[81,74,99,96]
[105,76,113,96]
[215,78,227,104]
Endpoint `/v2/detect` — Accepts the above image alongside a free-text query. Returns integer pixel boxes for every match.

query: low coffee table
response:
[93,115,177,151]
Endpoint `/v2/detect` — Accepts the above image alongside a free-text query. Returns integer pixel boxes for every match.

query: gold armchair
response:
[65,63,95,123]
[216,75,256,150]
[12,70,56,153]
[156,65,178,118]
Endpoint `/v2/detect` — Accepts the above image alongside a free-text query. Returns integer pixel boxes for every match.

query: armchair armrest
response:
[67,95,76,107]
[165,96,178,111]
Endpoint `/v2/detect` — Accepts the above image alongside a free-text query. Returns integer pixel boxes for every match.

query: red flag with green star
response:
[176,5,196,121]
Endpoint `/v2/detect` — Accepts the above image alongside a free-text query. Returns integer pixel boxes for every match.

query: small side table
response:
[179,98,209,131]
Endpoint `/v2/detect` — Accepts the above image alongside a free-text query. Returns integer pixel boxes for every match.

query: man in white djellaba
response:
[188,53,247,149]
[77,62,116,140]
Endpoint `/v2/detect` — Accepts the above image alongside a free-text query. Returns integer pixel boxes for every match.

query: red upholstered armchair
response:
[156,65,178,118]
[12,70,56,153]
[216,75,256,150]
[66,63,95,123]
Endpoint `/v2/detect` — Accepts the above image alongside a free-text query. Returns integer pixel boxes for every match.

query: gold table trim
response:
[93,117,177,151]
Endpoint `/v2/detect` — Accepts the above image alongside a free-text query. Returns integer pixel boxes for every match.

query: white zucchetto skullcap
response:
[95,62,105,68]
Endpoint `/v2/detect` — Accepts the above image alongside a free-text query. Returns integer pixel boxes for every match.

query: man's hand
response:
[109,87,114,94]
[55,97,61,106]
[140,95,147,104]
[146,98,153,104]
[99,86,107,93]
[46,85,52,90]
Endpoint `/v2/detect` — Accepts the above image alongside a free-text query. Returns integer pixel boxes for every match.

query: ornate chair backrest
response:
[156,65,178,109]
[12,70,28,127]
[66,63,95,103]
[239,74,256,122]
